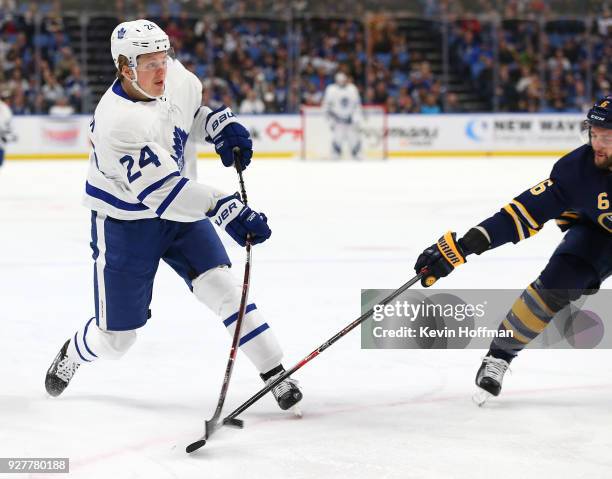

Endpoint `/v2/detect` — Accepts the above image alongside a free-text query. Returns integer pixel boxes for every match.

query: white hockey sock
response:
[224,306,283,373]
[66,317,137,363]
[193,266,283,373]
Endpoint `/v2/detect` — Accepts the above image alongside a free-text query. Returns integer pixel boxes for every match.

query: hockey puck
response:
[185,439,207,453]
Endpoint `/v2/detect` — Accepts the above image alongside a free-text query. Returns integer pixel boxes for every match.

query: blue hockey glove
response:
[204,106,252,171]
[207,193,271,247]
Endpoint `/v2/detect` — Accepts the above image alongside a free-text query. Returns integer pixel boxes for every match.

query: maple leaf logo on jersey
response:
[171,126,188,172]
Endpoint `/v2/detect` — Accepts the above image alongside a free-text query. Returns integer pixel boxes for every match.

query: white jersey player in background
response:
[322,72,363,160]
[44,20,303,411]
[0,92,14,168]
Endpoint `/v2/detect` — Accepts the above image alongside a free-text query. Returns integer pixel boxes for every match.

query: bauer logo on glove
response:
[208,193,271,247]
[204,106,253,170]
[213,199,239,225]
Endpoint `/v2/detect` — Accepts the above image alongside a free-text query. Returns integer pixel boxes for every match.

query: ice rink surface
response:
[1,157,610,479]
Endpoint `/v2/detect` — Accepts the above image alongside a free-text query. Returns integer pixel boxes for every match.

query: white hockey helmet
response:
[110,19,170,70]
[335,72,348,86]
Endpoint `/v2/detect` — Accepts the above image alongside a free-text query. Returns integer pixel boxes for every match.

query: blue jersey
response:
[479,144,612,248]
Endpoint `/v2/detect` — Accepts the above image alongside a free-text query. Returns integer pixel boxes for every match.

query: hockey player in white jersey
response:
[0,93,14,168]
[44,20,302,411]
[322,72,363,160]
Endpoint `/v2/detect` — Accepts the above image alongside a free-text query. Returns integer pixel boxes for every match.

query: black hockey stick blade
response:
[185,438,207,453]
[223,417,244,428]
[185,418,221,453]
[185,416,244,452]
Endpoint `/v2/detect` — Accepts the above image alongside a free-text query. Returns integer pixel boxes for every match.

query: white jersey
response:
[84,58,228,221]
[321,83,362,123]
[0,100,12,142]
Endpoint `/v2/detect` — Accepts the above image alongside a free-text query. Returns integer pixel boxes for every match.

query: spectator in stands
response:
[444,92,464,113]
[49,96,74,116]
[397,87,417,113]
[239,88,265,114]
[593,64,610,100]
[302,82,323,106]
[53,46,76,82]
[0,2,609,116]
[9,86,29,114]
[547,47,570,72]
[516,66,541,112]
[41,70,64,111]
[496,64,519,111]
[6,68,28,95]
[420,92,441,114]
[597,7,612,35]
[566,78,589,112]
[262,83,281,112]
[64,63,87,113]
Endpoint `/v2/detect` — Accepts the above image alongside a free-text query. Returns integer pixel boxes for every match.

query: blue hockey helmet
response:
[586,96,612,129]
[580,96,612,144]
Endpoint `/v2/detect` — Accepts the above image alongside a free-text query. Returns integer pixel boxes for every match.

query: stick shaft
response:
[205,147,251,426]
[223,271,424,421]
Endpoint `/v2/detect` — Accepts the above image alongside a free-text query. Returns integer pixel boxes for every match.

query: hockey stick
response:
[218,270,427,432]
[186,147,252,453]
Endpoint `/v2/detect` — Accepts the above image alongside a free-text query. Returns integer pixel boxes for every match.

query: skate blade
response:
[291,405,303,418]
[472,389,493,407]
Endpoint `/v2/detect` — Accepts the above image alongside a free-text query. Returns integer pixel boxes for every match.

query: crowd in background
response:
[449,10,611,112]
[0,0,610,115]
[0,3,87,114]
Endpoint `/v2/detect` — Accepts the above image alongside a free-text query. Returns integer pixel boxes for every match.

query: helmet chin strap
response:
[129,66,164,100]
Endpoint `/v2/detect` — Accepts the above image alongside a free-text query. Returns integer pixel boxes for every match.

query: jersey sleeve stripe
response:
[155,177,189,216]
[503,204,526,241]
[503,203,539,241]
[86,182,148,211]
[511,200,539,229]
[137,171,180,201]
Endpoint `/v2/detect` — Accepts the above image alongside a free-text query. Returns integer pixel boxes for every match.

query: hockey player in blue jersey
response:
[44,20,302,411]
[414,96,612,404]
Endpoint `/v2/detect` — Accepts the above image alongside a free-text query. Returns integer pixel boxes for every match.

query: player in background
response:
[0,92,14,168]
[44,20,303,411]
[322,72,363,161]
[414,96,612,404]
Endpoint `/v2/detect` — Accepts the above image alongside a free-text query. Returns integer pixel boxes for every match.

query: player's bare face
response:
[135,52,168,97]
[590,126,612,170]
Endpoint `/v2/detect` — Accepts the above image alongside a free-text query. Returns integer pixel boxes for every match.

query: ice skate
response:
[261,368,303,412]
[45,340,80,397]
[473,355,510,406]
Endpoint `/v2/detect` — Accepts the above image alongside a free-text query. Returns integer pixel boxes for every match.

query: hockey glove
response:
[204,106,252,171]
[207,193,271,247]
[414,228,490,287]
[414,232,467,287]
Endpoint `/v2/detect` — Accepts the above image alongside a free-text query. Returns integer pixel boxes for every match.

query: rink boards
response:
[4,113,583,160]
